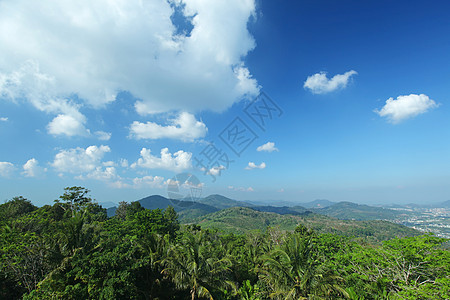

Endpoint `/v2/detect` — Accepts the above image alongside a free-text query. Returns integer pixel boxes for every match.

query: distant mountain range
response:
[192,207,419,241]
[386,200,450,209]
[196,194,254,210]
[106,195,219,219]
[98,201,118,209]
[105,194,448,224]
[311,201,407,221]
[299,199,336,209]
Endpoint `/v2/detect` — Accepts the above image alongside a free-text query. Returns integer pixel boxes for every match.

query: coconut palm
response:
[163,230,235,299]
[261,234,347,299]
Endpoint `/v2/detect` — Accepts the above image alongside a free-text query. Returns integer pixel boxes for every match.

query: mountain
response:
[192,207,420,241]
[106,206,117,217]
[385,200,450,209]
[251,205,310,215]
[312,201,405,220]
[196,194,253,210]
[98,201,118,208]
[107,195,219,220]
[300,199,336,209]
[245,199,300,207]
[437,200,450,208]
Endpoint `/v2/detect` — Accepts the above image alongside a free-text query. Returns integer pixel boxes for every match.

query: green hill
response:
[191,207,420,241]
[313,201,410,220]
[196,194,254,209]
[107,195,219,221]
[299,199,336,208]
[251,205,309,215]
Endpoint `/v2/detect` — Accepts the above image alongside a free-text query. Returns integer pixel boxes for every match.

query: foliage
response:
[192,207,419,241]
[0,188,448,300]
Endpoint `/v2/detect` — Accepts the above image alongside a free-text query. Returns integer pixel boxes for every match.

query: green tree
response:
[54,187,93,217]
[0,196,37,224]
[163,230,235,299]
[261,234,347,299]
[114,201,129,220]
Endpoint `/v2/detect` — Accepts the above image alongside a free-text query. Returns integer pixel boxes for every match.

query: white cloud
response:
[22,158,47,177]
[129,112,207,142]
[207,165,226,176]
[120,159,129,168]
[0,0,259,117]
[228,185,254,192]
[47,113,90,137]
[0,61,90,137]
[0,117,8,122]
[132,175,165,189]
[374,94,439,123]
[84,166,118,181]
[52,145,111,174]
[257,142,278,152]
[245,161,266,170]
[131,147,192,172]
[111,174,174,189]
[102,161,116,167]
[304,70,357,94]
[53,146,120,182]
[110,180,131,189]
[0,161,15,177]
[95,131,112,141]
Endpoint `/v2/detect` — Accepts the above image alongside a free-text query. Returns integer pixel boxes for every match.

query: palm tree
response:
[261,234,348,299]
[163,231,235,299]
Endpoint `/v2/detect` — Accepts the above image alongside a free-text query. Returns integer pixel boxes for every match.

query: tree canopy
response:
[0,187,448,299]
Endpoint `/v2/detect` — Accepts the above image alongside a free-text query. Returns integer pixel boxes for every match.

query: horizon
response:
[1,0,450,206]
[17,191,450,209]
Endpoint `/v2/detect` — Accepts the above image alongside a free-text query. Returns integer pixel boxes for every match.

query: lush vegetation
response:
[310,202,409,221]
[193,207,419,242]
[1,187,449,299]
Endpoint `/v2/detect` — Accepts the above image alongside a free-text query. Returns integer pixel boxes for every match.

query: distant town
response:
[387,206,450,239]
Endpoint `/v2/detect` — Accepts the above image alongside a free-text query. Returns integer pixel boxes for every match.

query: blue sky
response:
[1,0,449,206]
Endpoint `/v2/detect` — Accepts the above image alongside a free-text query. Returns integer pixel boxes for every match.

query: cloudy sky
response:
[1,0,449,206]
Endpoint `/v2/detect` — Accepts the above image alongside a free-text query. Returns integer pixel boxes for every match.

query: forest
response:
[1,187,449,299]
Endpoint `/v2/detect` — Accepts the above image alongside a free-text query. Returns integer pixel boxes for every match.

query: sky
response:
[1,0,449,206]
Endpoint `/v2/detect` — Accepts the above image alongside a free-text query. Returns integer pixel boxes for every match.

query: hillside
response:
[192,207,420,241]
[107,195,218,220]
[299,199,336,208]
[313,201,409,220]
[251,205,309,215]
[196,194,253,210]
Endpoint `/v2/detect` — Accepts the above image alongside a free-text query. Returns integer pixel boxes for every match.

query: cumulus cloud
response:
[95,131,112,141]
[52,145,111,174]
[245,161,266,170]
[256,142,278,152]
[102,161,116,167]
[0,61,90,137]
[47,113,89,137]
[304,70,357,94]
[374,94,439,123]
[22,158,47,177]
[0,161,15,177]
[0,117,8,122]
[206,165,226,176]
[83,166,118,181]
[131,147,192,172]
[129,112,207,141]
[0,0,259,119]
[132,175,165,189]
